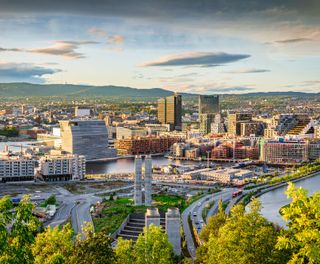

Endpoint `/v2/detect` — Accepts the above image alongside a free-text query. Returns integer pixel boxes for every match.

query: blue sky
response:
[0,0,319,94]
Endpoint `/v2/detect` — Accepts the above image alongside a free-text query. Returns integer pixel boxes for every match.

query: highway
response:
[181,188,236,259]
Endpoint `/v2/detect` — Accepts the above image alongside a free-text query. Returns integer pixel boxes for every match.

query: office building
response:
[39,154,86,181]
[199,113,215,134]
[199,95,219,115]
[199,95,220,134]
[228,112,253,136]
[60,120,111,161]
[157,93,182,131]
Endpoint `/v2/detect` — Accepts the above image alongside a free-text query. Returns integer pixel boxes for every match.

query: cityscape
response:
[0,1,320,264]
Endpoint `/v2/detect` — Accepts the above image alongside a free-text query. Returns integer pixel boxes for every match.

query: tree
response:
[133,224,174,264]
[71,223,116,264]
[276,182,320,263]
[115,237,134,264]
[200,199,288,264]
[199,199,226,242]
[45,195,57,206]
[0,195,41,263]
[32,224,74,264]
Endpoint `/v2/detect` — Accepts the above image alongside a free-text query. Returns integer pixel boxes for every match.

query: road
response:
[43,184,134,238]
[181,188,236,259]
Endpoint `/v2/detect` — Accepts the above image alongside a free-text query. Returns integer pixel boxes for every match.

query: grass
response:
[93,193,207,234]
[93,198,135,234]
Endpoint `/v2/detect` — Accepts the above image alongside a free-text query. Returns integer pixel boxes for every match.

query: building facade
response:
[228,112,253,136]
[0,157,35,182]
[39,154,86,181]
[60,120,110,161]
[157,94,182,131]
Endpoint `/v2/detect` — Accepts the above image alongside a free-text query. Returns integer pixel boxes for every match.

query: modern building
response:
[199,95,220,135]
[240,122,265,137]
[116,127,147,140]
[200,168,253,184]
[228,112,253,136]
[157,93,182,131]
[199,95,219,115]
[199,113,215,134]
[0,156,35,182]
[74,107,90,117]
[60,120,111,161]
[39,154,86,181]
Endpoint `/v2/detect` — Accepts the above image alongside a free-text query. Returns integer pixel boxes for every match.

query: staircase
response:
[116,213,166,241]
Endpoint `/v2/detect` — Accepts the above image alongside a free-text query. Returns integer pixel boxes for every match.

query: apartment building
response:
[0,156,35,182]
[39,154,86,181]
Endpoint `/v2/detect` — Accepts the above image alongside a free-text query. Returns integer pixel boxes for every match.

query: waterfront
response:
[259,172,320,227]
[86,156,202,174]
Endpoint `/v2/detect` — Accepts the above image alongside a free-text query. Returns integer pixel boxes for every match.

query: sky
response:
[0,0,319,94]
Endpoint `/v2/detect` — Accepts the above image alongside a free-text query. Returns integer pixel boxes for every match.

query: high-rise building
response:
[157,98,166,124]
[199,95,219,115]
[199,113,215,134]
[228,112,253,136]
[144,155,152,206]
[60,120,110,161]
[157,93,182,131]
[199,95,220,134]
[134,155,142,206]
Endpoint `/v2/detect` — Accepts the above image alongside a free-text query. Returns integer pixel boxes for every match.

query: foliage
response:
[45,195,57,206]
[0,126,19,137]
[115,238,135,264]
[0,195,41,264]
[270,160,320,184]
[276,182,320,263]
[115,224,174,264]
[197,199,289,264]
[71,222,116,264]
[199,199,226,242]
[32,224,74,264]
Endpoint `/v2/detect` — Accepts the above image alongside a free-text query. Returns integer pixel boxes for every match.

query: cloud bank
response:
[0,62,60,83]
[142,52,250,67]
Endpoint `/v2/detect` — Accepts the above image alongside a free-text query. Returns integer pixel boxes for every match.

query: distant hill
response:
[0,83,318,98]
[0,83,180,98]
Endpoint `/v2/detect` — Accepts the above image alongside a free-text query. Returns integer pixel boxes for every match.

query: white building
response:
[39,154,86,181]
[200,168,253,184]
[75,107,91,117]
[0,156,36,182]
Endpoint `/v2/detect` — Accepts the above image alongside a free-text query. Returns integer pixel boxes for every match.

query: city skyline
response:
[0,1,320,94]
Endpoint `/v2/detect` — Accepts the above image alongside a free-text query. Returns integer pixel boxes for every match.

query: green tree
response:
[133,224,174,264]
[276,182,320,263]
[199,199,226,242]
[32,224,74,264]
[200,199,288,264]
[45,195,57,206]
[0,195,41,263]
[115,237,134,264]
[71,223,116,264]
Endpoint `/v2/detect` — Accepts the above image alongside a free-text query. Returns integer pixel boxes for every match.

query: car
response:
[193,212,197,217]
[197,202,202,206]
[200,220,204,224]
